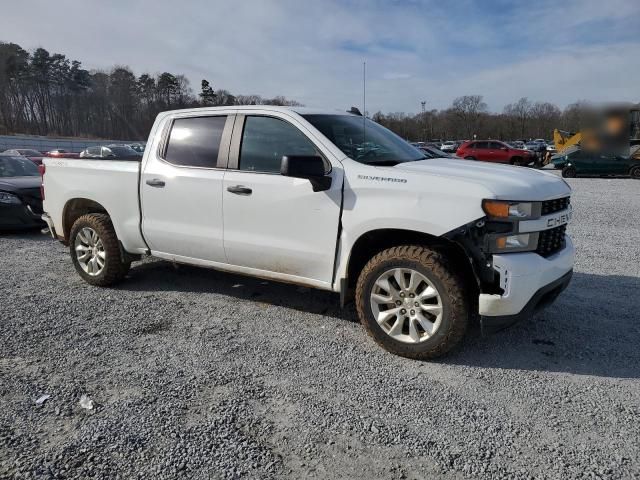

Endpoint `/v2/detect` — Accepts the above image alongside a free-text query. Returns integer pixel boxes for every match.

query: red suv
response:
[455,140,531,165]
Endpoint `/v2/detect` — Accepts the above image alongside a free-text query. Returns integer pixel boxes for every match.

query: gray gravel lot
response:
[1,177,639,479]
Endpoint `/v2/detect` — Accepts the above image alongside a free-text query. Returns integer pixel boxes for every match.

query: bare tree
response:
[451,95,488,138]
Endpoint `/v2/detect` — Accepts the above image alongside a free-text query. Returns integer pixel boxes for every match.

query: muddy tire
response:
[69,213,130,287]
[355,245,469,360]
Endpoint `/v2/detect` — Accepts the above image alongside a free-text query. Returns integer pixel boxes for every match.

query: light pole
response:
[421,101,427,141]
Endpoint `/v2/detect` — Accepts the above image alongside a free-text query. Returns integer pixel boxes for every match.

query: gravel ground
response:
[1,177,639,479]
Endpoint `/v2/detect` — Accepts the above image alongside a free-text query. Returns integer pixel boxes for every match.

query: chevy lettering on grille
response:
[546,210,572,228]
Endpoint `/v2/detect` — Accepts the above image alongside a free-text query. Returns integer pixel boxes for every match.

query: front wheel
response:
[464,156,476,160]
[355,246,469,359]
[562,166,577,178]
[69,213,130,286]
[630,166,640,179]
[511,157,524,166]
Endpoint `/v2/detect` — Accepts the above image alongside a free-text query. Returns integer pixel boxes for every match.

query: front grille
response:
[537,225,567,257]
[541,196,570,215]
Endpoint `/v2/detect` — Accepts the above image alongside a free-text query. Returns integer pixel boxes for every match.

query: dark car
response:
[1,148,45,165]
[419,145,456,159]
[455,140,532,165]
[0,155,45,230]
[127,143,146,153]
[79,145,142,160]
[551,147,640,178]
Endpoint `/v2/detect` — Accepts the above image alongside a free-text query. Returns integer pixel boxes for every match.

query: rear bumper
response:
[479,235,575,332]
[0,204,45,230]
[41,213,60,240]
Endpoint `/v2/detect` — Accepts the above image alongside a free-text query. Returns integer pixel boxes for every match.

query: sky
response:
[3,0,639,114]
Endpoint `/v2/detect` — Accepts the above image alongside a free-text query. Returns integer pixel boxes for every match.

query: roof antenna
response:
[363,61,366,147]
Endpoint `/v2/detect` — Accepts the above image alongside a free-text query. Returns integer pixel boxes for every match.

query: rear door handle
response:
[146,179,165,187]
[227,185,252,195]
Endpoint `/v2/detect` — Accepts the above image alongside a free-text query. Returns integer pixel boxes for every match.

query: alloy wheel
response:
[74,227,106,276]
[370,268,443,344]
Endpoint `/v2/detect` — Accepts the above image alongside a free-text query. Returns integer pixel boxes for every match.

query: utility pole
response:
[421,101,427,141]
[363,61,366,146]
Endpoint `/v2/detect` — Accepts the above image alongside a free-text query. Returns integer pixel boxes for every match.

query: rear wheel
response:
[355,246,468,359]
[69,213,130,286]
[630,166,640,179]
[562,166,577,178]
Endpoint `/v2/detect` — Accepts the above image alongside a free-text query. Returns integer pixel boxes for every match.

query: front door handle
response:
[146,179,165,188]
[227,185,252,195]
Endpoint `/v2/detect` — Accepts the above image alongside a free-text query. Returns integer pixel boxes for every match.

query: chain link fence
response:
[0,135,141,153]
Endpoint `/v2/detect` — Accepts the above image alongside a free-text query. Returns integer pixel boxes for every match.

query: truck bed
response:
[42,158,148,253]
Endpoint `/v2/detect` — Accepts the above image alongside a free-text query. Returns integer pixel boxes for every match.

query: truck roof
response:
[157,105,358,117]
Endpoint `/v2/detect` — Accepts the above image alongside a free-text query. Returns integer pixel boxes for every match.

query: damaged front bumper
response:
[479,235,575,332]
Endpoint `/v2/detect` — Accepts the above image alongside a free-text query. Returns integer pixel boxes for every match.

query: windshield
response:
[303,114,426,165]
[423,146,452,157]
[0,156,40,177]
[18,149,42,156]
[108,146,138,156]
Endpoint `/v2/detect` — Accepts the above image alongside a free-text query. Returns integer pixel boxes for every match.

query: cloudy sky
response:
[3,0,639,113]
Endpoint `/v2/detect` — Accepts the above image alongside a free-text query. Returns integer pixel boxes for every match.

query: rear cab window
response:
[164,116,227,168]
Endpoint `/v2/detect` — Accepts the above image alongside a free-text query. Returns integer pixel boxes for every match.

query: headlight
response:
[482,199,538,219]
[0,192,22,205]
[489,232,539,253]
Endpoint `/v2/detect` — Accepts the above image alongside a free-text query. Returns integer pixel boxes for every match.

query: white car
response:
[440,141,457,152]
[41,106,574,359]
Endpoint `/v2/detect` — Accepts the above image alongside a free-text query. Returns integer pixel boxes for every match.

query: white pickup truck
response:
[42,106,574,359]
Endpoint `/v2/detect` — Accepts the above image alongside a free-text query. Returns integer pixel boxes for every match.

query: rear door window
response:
[164,116,227,168]
[473,142,489,149]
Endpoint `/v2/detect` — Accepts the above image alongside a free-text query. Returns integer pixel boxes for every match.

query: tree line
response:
[0,41,617,142]
[373,96,600,142]
[0,42,301,140]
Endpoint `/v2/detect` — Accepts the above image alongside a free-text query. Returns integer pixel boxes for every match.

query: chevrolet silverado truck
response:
[41,106,574,359]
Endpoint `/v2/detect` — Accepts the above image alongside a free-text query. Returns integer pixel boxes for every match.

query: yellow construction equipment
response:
[553,106,639,154]
[553,129,581,154]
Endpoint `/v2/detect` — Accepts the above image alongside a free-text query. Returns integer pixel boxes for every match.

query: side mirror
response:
[280,155,331,192]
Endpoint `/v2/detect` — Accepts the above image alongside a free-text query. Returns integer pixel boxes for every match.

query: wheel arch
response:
[62,198,109,244]
[341,228,478,306]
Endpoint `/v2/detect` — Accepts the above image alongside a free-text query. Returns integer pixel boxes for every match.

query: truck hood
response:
[392,159,570,201]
